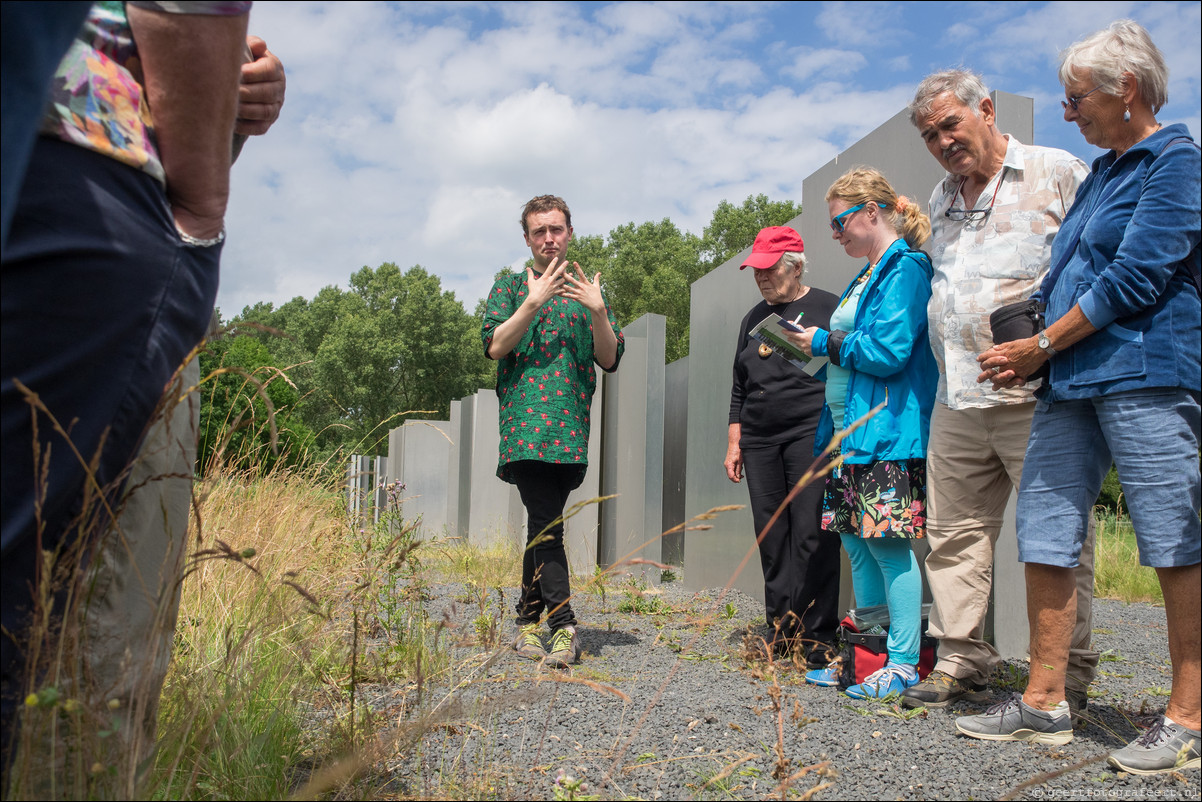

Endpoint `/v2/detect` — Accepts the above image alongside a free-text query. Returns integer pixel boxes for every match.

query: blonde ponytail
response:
[827,167,931,250]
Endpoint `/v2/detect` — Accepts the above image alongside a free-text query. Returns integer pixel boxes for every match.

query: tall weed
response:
[152,465,350,799]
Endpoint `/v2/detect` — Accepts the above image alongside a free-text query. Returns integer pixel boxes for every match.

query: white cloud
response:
[217,1,1201,319]
[815,1,904,47]
[944,23,977,42]
[780,47,868,83]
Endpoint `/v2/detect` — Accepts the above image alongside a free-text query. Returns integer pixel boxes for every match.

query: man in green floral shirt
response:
[482,195,624,668]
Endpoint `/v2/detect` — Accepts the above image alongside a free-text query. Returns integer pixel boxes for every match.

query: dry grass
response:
[151,464,353,799]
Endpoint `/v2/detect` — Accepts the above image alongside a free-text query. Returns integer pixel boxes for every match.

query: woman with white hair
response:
[726,227,841,665]
[961,20,1200,775]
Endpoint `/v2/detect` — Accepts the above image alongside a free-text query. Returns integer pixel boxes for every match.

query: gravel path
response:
[359,578,1198,800]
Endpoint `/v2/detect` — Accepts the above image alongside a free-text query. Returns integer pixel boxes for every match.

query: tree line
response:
[199,194,800,469]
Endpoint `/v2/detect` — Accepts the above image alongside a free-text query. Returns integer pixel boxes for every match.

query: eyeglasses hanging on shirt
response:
[945,173,1003,223]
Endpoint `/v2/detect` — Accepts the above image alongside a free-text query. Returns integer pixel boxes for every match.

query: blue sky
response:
[220,1,1202,316]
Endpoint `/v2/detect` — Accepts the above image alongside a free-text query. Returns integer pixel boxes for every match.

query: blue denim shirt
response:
[811,239,938,463]
[1041,124,1202,401]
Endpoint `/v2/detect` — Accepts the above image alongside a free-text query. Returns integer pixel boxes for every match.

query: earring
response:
[1123,106,1131,122]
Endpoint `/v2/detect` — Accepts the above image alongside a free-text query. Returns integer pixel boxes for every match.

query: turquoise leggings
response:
[840,535,922,665]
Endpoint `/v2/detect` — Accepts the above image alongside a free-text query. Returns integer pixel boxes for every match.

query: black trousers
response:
[742,434,840,657]
[509,460,581,630]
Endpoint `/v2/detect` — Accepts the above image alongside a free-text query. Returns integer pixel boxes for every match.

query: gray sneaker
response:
[1108,717,1201,775]
[512,622,547,661]
[546,625,581,668]
[955,693,1073,745]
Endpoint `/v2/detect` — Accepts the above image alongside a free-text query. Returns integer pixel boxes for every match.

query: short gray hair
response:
[1059,20,1168,113]
[778,251,806,276]
[908,69,990,126]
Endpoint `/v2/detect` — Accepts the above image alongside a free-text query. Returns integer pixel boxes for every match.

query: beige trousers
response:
[80,360,197,769]
[925,401,1098,688]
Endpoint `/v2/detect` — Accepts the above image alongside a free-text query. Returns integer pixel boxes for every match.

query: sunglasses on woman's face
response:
[829,203,866,233]
[829,202,887,233]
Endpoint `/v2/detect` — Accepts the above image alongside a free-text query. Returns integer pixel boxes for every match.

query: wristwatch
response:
[1037,330,1057,356]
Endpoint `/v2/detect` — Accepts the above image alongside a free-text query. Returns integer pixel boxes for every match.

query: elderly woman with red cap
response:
[725,226,841,664]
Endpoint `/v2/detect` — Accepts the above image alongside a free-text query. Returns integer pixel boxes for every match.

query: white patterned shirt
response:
[926,136,1088,409]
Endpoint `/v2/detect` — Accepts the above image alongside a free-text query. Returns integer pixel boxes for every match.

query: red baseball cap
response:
[739,226,804,269]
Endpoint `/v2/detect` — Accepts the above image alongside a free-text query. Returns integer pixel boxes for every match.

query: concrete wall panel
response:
[683,252,768,599]
[385,420,453,539]
[561,386,603,576]
[463,391,522,548]
[600,314,666,583]
[661,357,688,567]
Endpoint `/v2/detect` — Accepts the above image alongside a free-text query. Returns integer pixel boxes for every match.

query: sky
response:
[220,1,1202,317]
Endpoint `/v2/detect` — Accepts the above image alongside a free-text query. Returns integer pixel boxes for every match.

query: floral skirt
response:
[821,458,927,539]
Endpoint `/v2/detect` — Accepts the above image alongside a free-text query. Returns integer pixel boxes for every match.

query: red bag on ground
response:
[836,606,936,690]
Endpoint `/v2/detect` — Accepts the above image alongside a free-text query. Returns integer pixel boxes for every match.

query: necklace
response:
[758,286,809,358]
[839,262,876,308]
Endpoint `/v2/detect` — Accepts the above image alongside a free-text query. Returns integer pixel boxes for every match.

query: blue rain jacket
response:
[811,239,938,463]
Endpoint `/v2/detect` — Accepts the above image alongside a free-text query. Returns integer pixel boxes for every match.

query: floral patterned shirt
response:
[481,271,624,483]
[926,136,1088,409]
[39,1,252,185]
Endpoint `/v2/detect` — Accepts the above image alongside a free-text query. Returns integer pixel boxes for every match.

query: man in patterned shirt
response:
[900,70,1099,712]
[482,195,624,668]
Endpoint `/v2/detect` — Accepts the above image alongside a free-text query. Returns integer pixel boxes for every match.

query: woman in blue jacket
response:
[965,21,1200,772]
[790,167,937,699]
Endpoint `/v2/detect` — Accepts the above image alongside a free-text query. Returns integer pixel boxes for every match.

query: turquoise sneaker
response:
[805,665,840,687]
[845,664,919,700]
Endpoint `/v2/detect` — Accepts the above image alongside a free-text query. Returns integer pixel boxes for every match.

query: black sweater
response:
[729,288,838,448]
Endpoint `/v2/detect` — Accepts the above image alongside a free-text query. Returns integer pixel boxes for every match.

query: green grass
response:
[1093,511,1163,604]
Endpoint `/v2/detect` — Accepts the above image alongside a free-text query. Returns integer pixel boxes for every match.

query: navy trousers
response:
[1,139,220,758]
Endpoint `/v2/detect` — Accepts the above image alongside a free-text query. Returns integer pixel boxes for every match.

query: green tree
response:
[599,220,704,362]
[235,264,492,456]
[224,195,801,460]
[198,334,315,473]
[701,193,801,268]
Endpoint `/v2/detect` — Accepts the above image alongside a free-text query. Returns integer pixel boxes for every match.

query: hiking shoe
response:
[1066,686,1088,724]
[901,669,988,709]
[845,664,919,700]
[955,693,1072,745]
[512,623,547,661]
[1108,717,1201,775]
[546,625,581,668]
[805,665,840,687]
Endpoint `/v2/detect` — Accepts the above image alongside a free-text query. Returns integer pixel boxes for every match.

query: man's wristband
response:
[177,226,226,248]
